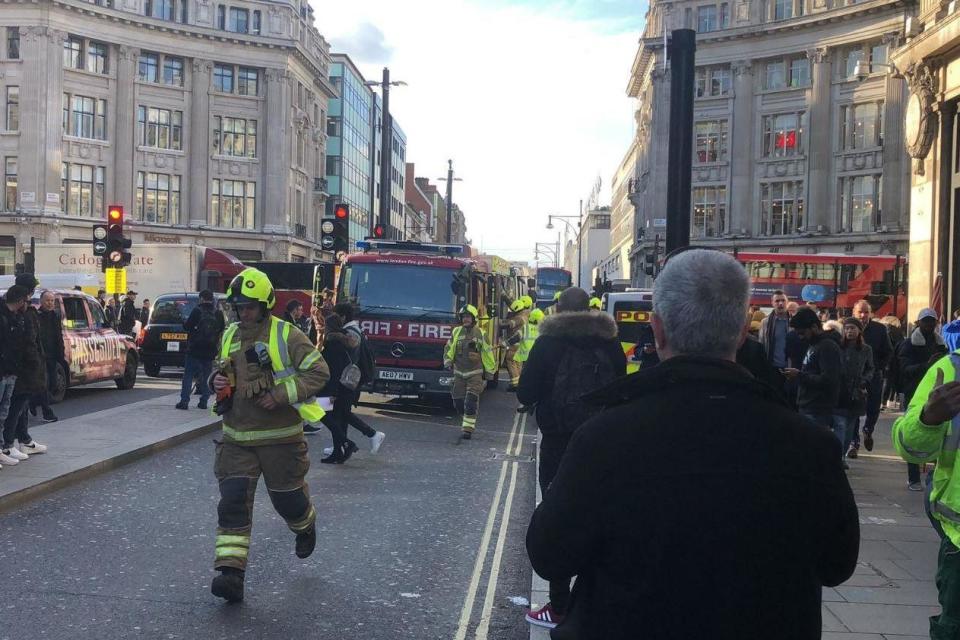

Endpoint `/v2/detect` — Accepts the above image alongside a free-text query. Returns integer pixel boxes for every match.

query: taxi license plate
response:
[379,371,413,381]
[167,342,180,352]
[161,333,188,340]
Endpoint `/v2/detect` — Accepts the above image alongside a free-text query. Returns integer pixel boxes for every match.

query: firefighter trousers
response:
[452,373,485,432]
[213,440,316,571]
[505,346,521,386]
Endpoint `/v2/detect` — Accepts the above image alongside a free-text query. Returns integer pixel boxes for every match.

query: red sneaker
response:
[525,603,565,629]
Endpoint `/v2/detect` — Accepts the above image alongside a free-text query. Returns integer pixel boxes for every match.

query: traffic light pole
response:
[378,67,392,239]
[665,29,695,255]
[445,160,454,244]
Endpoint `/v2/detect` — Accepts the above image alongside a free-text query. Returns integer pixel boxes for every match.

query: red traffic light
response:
[334,203,349,219]
[373,224,385,238]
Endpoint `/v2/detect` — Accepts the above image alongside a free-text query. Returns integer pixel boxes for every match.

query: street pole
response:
[665,29,695,254]
[577,199,583,288]
[379,67,392,239]
[445,159,454,244]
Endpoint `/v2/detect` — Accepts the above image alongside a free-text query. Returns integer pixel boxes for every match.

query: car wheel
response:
[115,352,138,390]
[50,362,67,404]
[144,362,161,377]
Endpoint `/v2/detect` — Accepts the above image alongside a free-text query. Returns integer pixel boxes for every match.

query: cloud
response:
[329,21,394,65]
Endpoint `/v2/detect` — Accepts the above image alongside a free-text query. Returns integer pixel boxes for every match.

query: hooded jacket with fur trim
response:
[516,311,626,435]
[898,327,948,401]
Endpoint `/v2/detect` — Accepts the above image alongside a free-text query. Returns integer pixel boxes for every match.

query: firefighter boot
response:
[211,567,245,603]
[296,525,317,559]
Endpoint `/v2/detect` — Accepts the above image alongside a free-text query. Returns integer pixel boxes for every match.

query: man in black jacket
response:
[852,300,892,453]
[784,306,842,431]
[526,249,858,640]
[518,287,625,630]
[3,273,47,458]
[33,290,63,423]
[118,290,138,335]
[0,286,27,468]
[176,290,224,411]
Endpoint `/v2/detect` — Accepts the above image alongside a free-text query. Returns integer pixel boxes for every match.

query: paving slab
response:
[0,392,219,512]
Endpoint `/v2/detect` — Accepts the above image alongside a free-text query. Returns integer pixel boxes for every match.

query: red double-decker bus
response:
[735,252,906,318]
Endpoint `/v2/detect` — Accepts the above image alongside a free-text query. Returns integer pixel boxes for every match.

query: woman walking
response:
[837,317,874,460]
[317,314,358,464]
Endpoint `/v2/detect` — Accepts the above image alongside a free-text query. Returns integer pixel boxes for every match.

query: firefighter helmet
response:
[227,267,276,309]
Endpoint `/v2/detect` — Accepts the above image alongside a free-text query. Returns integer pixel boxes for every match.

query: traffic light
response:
[644,234,660,278]
[373,224,385,239]
[320,203,349,254]
[102,205,132,270]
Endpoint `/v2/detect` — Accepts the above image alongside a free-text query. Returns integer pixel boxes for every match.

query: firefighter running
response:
[502,295,533,391]
[444,304,496,439]
[209,267,330,603]
[514,308,544,371]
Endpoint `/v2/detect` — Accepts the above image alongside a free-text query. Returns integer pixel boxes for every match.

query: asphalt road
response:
[48,368,183,422]
[0,388,538,640]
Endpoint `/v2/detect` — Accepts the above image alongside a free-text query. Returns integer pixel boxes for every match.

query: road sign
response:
[104,267,127,295]
[321,235,335,250]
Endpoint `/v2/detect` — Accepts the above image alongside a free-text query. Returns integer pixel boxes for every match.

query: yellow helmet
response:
[520,295,534,309]
[589,297,601,309]
[459,304,479,320]
[510,299,526,313]
[553,291,563,302]
[228,267,276,309]
[529,309,545,324]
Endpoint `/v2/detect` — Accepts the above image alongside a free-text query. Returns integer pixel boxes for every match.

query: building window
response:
[761,181,804,235]
[137,106,182,150]
[697,5,717,32]
[720,3,730,27]
[765,56,809,89]
[771,0,803,20]
[695,66,731,98]
[136,171,181,223]
[841,42,889,79]
[228,7,248,33]
[839,175,881,233]
[252,10,261,34]
[210,179,255,229]
[5,87,17,132]
[840,102,883,150]
[138,52,159,82]
[765,61,786,90]
[61,162,105,218]
[162,56,184,86]
[691,186,727,238]
[86,41,108,74]
[326,116,341,137]
[762,112,804,158]
[326,155,340,176]
[64,95,107,140]
[214,64,234,93]
[237,67,258,96]
[63,37,83,70]
[212,116,256,158]
[4,158,15,211]
[216,4,225,29]
[695,120,728,162]
[6,28,19,60]
[147,0,174,21]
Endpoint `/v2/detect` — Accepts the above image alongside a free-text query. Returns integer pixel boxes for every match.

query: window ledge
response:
[210,91,262,101]
[63,66,111,81]
[211,154,258,162]
[757,85,810,95]
[135,80,186,90]
[2,59,22,64]
[0,130,20,136]
[63,135,110,146]
[138,146,185,155]
[695,93,734,101]
[757,155,807,163]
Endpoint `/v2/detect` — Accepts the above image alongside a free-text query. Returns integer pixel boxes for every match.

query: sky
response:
[318,0,645,265]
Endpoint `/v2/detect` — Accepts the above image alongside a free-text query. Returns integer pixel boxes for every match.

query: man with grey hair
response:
[527,249,859,639]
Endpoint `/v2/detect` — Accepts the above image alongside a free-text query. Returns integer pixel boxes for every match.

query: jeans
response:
[861,374,884,435]
[322,394,353,453]
[0,375,15,425]
[180,355,213,404]
[801,412,833,430]
[346,390,376,437]
[3,393,32,448]
[831,414,853,455]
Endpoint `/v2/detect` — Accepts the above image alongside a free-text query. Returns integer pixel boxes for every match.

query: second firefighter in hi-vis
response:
[209,267,330,603]
[444,305,496,439]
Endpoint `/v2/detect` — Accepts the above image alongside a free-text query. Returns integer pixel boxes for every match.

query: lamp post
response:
[436,160,463,243]
[547,210,583,287]
[534,242,559,268]
[365,69,407,239]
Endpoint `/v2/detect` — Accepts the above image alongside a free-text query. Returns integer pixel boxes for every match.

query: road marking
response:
[454,412,520,640]
[513,411,526,457]
[474,458,521,639]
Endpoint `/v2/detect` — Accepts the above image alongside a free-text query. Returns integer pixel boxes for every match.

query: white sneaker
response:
[0,450,19,465]
[7,448,27,461]
[18,441,47,455]
[322,446,334,455]
[370,431,386,454]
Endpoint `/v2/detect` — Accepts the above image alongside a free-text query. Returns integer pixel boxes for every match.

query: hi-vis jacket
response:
[444,325,496,377]
[893,351,960,548]
[514,320,540,363]
[218,316,330,446]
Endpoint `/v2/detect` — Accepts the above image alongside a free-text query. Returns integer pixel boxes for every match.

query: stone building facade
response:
[626,0,912,287]
[0,0,336,270]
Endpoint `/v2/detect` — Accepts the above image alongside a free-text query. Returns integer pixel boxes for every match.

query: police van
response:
[601,290,654,374]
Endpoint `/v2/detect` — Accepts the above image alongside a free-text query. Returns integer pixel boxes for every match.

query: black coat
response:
[526,356,859,640]
[861,319,892,374]
[837,342,874,416]
[899,328,948,403]
[796,330,842,415]
[319,331,351,397]
[118,299,138,334]
[14,306,46,395]
[38,308,64,362]
[736,336,784,394]
[184,304,226,360]
[0,304,22,376]
[516,311,626,435]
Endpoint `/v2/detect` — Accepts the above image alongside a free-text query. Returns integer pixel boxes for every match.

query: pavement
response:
[527,410,943,640]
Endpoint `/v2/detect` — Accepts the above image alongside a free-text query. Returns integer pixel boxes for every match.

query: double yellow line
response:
[454,410,528,640]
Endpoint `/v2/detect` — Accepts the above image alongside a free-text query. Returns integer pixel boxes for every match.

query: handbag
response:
[340,348,361,391]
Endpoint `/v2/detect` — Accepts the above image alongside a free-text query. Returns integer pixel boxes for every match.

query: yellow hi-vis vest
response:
[514,321,539,363]
[220,316,326,426]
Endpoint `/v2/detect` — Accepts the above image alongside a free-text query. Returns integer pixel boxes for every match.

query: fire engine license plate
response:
[380,371,413,381]
[167,342,180,352]
[161,333,188,340]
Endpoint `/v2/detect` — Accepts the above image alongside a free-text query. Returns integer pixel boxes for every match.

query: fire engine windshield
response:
[341,263,459,318]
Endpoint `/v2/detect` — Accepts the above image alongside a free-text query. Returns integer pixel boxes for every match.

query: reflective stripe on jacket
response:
[514,321,539,363]
[444,325,496,376]
[892,351,960,547]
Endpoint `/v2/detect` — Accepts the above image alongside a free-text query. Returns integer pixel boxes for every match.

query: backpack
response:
[340,351,362,391]
[191,307,221,351]
[550,345,617,435]
[346,325,377,384]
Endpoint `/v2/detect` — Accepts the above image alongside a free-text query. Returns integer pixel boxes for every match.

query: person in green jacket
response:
[444,305,496,439]
[892,346,960,639]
